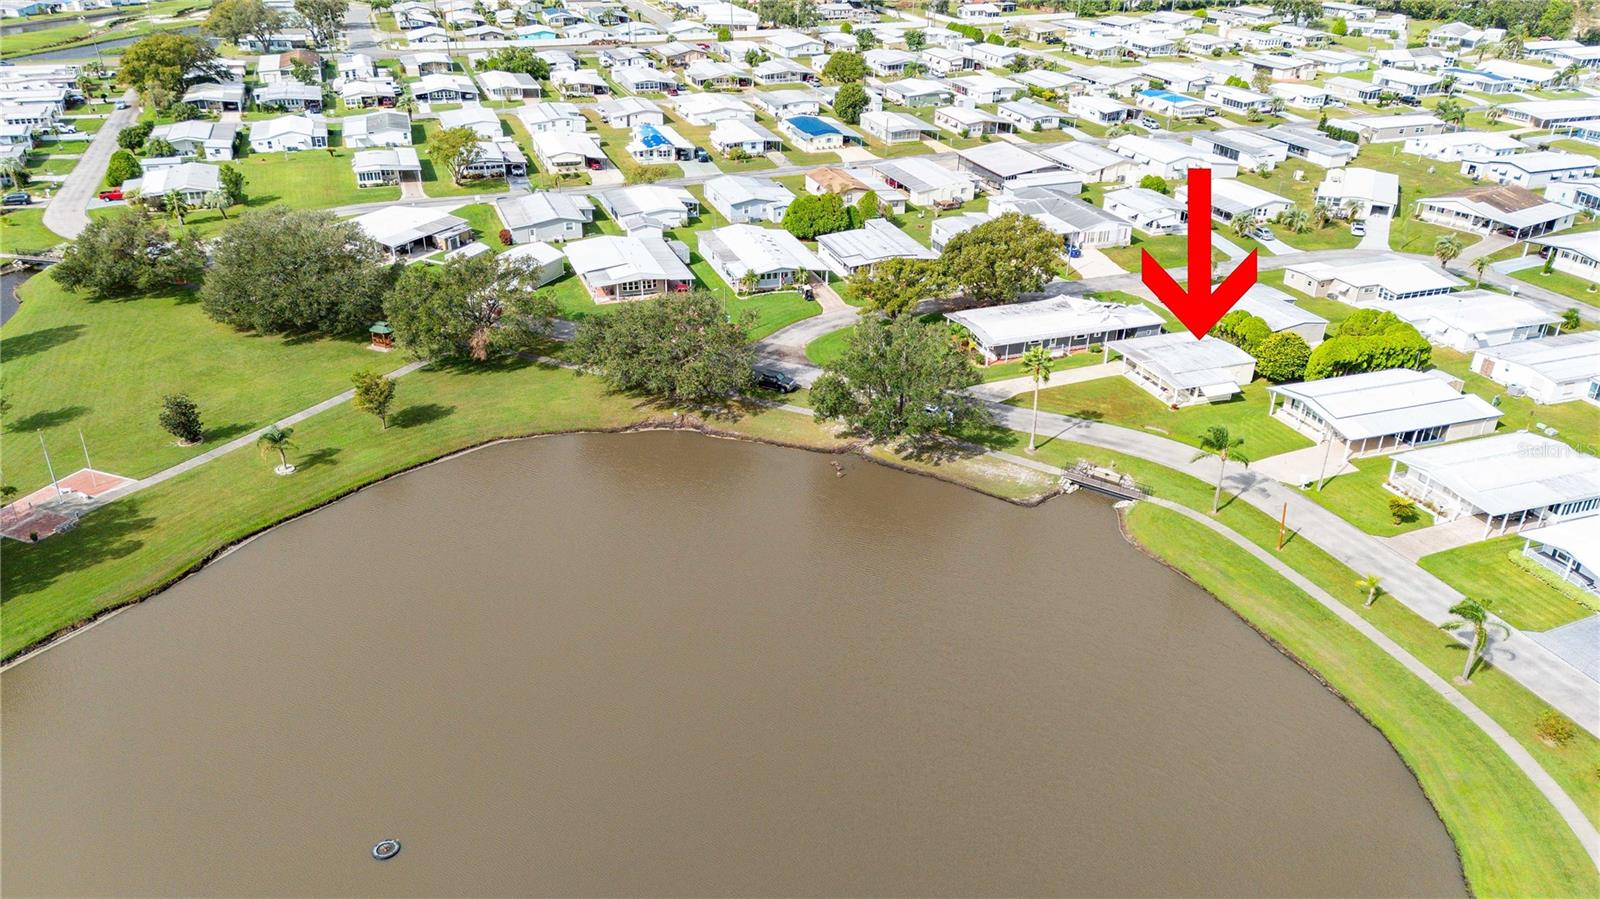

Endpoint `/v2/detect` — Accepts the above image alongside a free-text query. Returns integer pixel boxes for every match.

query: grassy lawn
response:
[804,323,854,366]
[0,209,66,254]
[236,147,400,208]
[0,277,380,499]
[782,148,842,166]
[1122,503,1600,898]
[1419,537,1598,632]
[1018,376,1312,459]
[23,155,80,177]
[1102,231,1226,271]
[1297,456,1430,537]
[450,203,504,250]
[1513,266,1599,305]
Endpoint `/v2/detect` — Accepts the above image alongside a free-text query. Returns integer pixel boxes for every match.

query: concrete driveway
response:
[42,89,139,239]
[1070,245,1124,277]
[1357,213,1391,251]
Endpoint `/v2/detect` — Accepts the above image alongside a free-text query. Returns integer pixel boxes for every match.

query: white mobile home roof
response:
[1525,516,1600,577]
[1268,369,1501,440]
[1107,332,1254,394]
[1393,433,1600,516]
[1384,290,1560,338]
[947,297,1165,348]
[1236,285,1328,333]
[815,219,937,268]
[564,233,692,286]
[699,224,825,276]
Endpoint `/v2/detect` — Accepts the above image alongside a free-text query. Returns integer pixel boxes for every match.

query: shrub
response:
[158,393,204,445]
[1387,497,1418,525]
[116,122,153,150]
[498,228,512,247]
[1534,710,1576,747]
[105,149,142,186]
[1138,174,1170,194]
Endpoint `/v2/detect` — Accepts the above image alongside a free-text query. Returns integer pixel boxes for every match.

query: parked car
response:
[114,99,129,109]
[754,367,799,393]
[1251,226,1274,241]
[586,158,603,171]
[693,147,710,163]
[1350,221,1366,237]
[3,191,31,206]
[97,189,124,201]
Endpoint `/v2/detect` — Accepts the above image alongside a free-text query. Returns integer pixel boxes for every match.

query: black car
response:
[2,191,30,206]
[754,367,800,393]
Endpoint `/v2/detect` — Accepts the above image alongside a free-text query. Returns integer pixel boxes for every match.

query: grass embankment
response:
[1122,503,1599,898]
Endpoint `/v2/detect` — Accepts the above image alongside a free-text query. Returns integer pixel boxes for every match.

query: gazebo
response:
[369,321,394,351]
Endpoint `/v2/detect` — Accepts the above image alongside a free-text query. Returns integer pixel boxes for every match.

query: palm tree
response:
[205,190,230,220]
[1310,202,1331,230]
[163,190,190,226]
[1191,425,1248,514]
[1434,233,1465,266]
[1557,63,1582,89]
[1020,345,1053,453]
[1484,106,1503,126]
[257,425,296,473]
[1439,599,1506,684]
[1278,204,1310,234]
[1473,255,1488,287]
[1230,211,1258,238]
[0,156,28,190]
[1435,98,1466,128]
[1356,574,1382,608]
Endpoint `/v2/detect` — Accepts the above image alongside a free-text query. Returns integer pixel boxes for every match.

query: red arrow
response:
[1141,167,1258,339]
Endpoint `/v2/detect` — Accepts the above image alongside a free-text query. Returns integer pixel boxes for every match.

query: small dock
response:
[1061,464,1147,502]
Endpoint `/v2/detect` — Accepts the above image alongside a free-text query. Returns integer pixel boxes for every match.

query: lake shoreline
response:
[2,416,1061,669]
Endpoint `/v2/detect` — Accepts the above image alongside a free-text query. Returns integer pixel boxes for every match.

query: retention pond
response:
[0,432,1466,895]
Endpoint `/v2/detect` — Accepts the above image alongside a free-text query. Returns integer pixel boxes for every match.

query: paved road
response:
[41,89,139,239]
[999,446,1600,871]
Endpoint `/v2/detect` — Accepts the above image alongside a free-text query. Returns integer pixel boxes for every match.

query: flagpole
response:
[39,432,61,496]
[79,428,98,490]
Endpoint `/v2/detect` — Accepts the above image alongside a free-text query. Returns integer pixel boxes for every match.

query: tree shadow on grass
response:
[7,405,89,433]
[0,499,153,603]
[392,403,455,429]
[1,324,84,360]
[294,446,341,471]
[203,421,254,443]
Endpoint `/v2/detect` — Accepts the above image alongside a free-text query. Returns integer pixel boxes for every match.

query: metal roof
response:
[948,297,1165,348]
[1268,369,1502,440]
[1107,332,1255,392]
[1395,433,1600,516]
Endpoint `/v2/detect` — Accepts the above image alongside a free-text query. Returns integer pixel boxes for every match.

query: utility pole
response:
[1277,502,1287,551]
[38,432,60,496]
[1316,423,1335,492]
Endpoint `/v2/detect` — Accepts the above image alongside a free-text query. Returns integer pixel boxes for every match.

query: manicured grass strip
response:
[1123,503,1600,899]
[1016,376,1313,459]
[236,145,401,209]
[1419,536,1597,633]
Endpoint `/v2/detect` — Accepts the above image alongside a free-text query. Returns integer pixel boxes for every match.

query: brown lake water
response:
[0,432,1465,896]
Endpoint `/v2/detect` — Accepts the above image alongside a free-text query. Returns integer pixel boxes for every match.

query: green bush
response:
[1534,710,1577,747]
